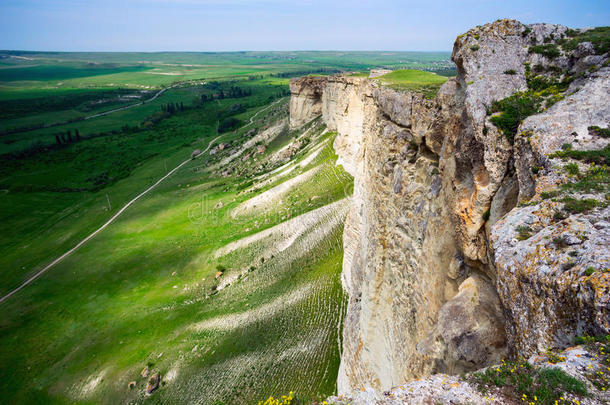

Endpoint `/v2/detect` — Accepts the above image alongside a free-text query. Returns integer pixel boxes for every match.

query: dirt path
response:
[83,83,180,120]
[0,98,284,304]
[1,85,179,137]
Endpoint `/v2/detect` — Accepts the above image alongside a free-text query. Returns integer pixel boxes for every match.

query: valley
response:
[0,51,450,403]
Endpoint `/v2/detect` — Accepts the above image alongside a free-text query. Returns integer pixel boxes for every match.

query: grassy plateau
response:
[0,51,452,404]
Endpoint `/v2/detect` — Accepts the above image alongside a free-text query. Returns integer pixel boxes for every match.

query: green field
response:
[0,51,452,403]
[372,69,449,98]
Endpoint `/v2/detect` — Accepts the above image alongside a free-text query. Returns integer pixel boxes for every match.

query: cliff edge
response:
[290,19,609,402]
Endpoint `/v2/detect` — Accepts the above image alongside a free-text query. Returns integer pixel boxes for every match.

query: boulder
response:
[146,373,160,395]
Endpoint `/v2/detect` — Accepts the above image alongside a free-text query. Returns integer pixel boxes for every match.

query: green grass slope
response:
[0,101,353,404]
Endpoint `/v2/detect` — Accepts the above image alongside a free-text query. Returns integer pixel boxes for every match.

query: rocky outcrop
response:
[327,345,610,404]
[289,76,327,129]
[289,19,609,396]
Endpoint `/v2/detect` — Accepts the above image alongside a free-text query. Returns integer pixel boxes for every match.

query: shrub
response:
[470,45,480,51]
[545,348,566,364]
[489,91,542,142]
[529,44,561,58]
[516,225,533,241]
[504,69,517,75]
[585,266,596,276]
[564,163,579,176]
[588,126,610,138]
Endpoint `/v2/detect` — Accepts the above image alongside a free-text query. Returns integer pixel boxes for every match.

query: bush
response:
[529,44,561,58]
[489,91,542,142]
[469,359,587,405]
[516,225,533,241]
[564,163,579,176]
[588,126,610,138]
[504,69,517,75]
[470,45,480,51]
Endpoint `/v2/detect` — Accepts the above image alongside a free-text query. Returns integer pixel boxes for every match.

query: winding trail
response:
[83,85,174,120]
[0,98,285,305]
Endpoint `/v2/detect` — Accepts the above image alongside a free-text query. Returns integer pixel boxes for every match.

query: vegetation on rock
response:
[469,359,587,405]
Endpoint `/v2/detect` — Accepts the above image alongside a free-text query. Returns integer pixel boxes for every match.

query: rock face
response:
[289,19,609,394]
[327,345,610,405]
[289,76,327,129]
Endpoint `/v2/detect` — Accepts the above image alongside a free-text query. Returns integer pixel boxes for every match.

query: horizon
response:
[1,0,609,52]
[0,49,454,54]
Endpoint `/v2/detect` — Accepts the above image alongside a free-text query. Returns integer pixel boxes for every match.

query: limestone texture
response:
[289,19,610,400]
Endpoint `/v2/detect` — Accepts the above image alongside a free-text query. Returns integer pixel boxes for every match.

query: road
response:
[0,98,284,304]
[83,84,175,120]
[1,82,184,136]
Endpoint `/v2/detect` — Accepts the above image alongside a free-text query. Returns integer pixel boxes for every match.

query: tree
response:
[67,130,73,143]
[75,129,81,141]
[55,134,61,145]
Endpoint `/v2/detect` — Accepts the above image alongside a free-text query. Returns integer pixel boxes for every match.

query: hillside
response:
[0,98,355,403]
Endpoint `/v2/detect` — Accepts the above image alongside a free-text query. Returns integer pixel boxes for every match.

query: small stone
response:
[128,381,136,389]
[141,366,149,378]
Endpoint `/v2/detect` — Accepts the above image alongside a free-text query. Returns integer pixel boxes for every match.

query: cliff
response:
[290,19,610,399]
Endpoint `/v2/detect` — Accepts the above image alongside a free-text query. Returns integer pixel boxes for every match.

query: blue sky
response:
[0,0,608,52]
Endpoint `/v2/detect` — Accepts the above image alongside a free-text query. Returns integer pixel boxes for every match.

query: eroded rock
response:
[289,18,609,396]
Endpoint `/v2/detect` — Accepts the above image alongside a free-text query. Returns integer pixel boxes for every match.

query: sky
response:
[0,0,608,52]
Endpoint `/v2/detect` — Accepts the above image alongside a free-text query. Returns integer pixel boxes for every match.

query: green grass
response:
[529,44,561,58]
[561,197,601,214]
[371,69,448,98]
[549,145,610,165]
[588,126,610,138]
[0,51,453,101]
[470,359,587,405]
[0,112,353,404]
[557,26,610,54]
